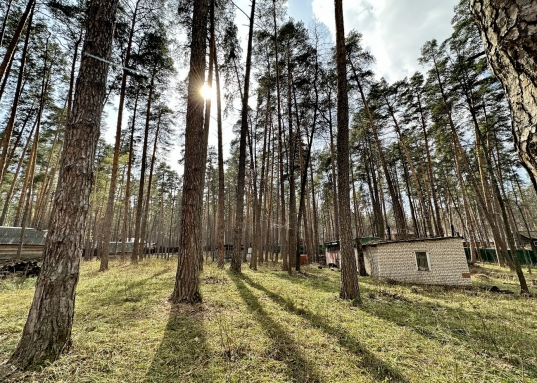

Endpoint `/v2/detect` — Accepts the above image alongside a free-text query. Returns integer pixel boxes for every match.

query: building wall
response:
[363,238,471,286]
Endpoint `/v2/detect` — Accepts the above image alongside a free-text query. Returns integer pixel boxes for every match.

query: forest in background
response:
[2,0,537,372]
[0,0,535,268]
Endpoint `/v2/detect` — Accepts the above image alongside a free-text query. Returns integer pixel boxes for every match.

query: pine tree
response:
[9,0,119,368]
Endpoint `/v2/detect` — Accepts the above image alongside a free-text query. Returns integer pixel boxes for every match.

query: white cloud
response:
[312,0,459,81]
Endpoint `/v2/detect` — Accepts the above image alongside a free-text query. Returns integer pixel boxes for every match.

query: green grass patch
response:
[1,259,537,382]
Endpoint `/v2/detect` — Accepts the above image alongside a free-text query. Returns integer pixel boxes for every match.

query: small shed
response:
[324,237,381,267]
[0,227,46,263]
[362,237,471,286]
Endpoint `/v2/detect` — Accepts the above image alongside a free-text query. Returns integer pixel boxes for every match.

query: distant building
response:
[363,237,471,286]
[323,238,380,267]
[0,227,46,263]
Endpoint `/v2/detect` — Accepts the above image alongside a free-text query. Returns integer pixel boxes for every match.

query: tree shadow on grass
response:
[239,274,409,383]
[82,268,173,307]
[145,304,210,383]
[360,293,537,377]
[228,272,325,383]
[271,271,339,294]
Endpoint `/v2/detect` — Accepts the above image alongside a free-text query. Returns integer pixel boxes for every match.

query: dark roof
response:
[0,227,46,246]
[364,236,462,247]
[323,237,381,247]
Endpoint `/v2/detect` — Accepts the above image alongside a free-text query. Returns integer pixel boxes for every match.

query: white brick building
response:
[361,237,472,286]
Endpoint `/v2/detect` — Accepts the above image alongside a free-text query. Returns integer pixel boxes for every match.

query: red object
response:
[300,254,308,265]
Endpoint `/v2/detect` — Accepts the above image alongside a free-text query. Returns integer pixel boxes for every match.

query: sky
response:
[105,0,461,174]
[301,0,459,81]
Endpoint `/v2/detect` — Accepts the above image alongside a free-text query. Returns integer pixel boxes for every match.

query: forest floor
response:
[1,258,537,382]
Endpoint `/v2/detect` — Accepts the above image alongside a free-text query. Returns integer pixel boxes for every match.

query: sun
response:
[200,83,214,100]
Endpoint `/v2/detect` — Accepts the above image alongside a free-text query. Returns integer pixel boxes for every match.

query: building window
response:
[415,251,430,271]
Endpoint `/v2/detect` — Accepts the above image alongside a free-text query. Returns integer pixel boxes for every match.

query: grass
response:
[1,258,537,382]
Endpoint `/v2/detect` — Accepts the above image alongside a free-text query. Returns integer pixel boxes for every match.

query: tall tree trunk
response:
[309,159,320,262]
[471,0,537,190]
[327,101,340,240]
[32,124,60,228]
[349,65,407,238]
[197,0,216,270]
[415,92,443,236]
[351,162,367,276]
[430,52,511,266]
[0,0,35,92]
[272,0,287,270]
[0,5,33,185]
[16,35,49,260]
[132,77,155,263]
[230,0,256,273]
[170,0,209,303]
[335,0,360,303]
[139,115,161,262]
[99,0,140,270]
[250,87,270,270]
[1,121,35,226]
[287,65,297,273]
[9,0,118,368]
[0,0,13,48]
[13,46,50,228]
[386,103,432,237]
[214,34,225,270]
[121,91,139,260]
[293,77,317,270]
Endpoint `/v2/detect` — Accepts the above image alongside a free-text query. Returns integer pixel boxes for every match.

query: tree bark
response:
[139,114,161,261]
[9,0,118,368]
[120,91,139,260]
[132,77,155,263]
[170,0,209,303]
[230,0,256,273]
[99,0,140,270]
[471,0,537,190]
[334,0,361,304]
[272,0,287,270]
[214,33,225,270]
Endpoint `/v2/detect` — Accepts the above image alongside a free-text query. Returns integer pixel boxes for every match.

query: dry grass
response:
[1,258,537,382]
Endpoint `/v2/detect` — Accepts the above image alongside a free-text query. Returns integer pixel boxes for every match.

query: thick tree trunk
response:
[170,0,209,303]
[334,0,360,303]
[471,0,537,190]
[9,0,118,369]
